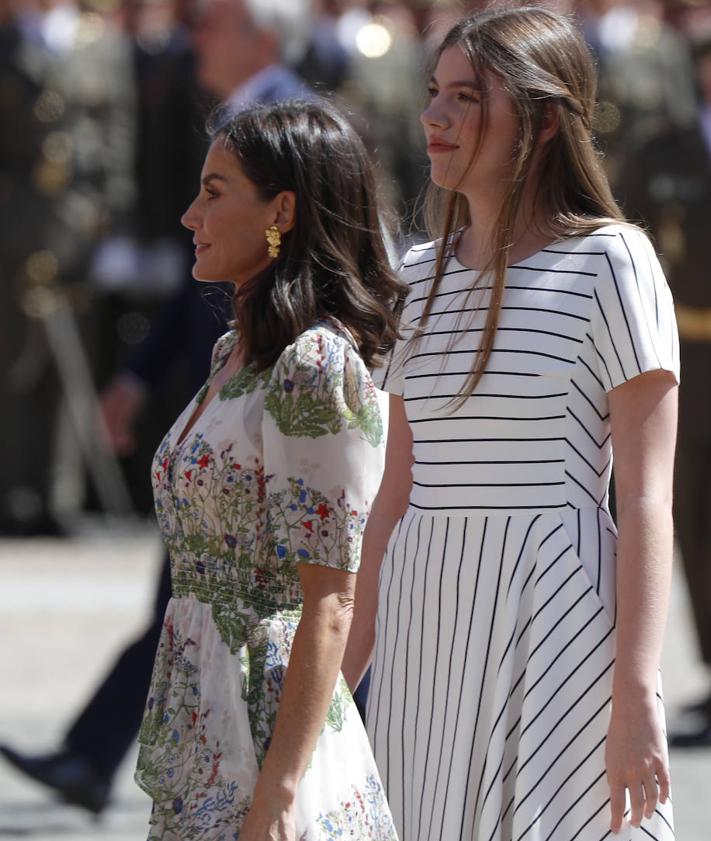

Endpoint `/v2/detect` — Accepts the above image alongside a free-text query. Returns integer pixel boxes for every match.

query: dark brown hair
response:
[211,100,406,371]
[421,5,626,406]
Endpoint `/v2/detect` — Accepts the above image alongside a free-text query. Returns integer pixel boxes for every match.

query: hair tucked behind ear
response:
[420,5,625,408]
[211,100,407,371]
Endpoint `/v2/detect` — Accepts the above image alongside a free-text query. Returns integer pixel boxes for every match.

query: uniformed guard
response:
[0,0,136,534]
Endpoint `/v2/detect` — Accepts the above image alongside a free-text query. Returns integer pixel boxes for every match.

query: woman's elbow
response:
[326,590,355,638]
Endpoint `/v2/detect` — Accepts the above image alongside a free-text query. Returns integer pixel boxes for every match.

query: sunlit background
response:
[0,0,710,838]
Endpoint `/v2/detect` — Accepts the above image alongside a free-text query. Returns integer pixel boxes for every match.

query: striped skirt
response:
[366,507,674,841]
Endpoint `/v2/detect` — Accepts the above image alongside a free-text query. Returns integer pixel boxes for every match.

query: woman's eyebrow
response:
[429,75,480,90]
[201,173,228,186]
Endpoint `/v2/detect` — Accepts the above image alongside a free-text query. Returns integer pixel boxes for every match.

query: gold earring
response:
[265,224,281,259]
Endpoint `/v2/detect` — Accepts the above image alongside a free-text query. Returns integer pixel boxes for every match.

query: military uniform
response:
[0,9,135,532]
[621,119,711,672]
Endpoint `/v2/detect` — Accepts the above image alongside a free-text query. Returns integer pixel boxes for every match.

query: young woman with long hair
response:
[134,100,404,840]
[344,7,678,841]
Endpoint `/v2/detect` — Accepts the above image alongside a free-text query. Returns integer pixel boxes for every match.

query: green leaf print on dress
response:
[137,325,395,840]
[265,328,383,446]
[220,364,270,401]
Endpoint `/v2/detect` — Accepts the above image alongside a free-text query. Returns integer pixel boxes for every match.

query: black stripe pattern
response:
[367,227,678,841]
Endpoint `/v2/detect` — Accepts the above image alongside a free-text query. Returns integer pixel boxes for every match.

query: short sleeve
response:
[371,246,423,396]
[262,327,388,573]
[590,227,680,391]
[371,336,407,396]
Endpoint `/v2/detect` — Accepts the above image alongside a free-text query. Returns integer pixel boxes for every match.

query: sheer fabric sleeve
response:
[261,328,387,573]
[591,227,680,391]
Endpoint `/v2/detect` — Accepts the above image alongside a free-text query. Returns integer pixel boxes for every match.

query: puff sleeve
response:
[261,327,388,573]
[590,227,680,391]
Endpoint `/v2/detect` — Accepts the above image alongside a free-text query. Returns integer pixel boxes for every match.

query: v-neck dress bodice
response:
[135,322,397,840]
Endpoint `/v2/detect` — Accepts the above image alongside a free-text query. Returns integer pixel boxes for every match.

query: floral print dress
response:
[135,321,398,841]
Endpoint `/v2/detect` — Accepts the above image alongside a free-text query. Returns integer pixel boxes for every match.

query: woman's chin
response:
[192,264,223,283]
[429,167,460,191]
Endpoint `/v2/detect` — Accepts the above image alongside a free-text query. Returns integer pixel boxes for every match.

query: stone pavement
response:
[0,527,709,840]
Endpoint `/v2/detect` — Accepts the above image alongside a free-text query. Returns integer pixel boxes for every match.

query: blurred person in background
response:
[0,0,135,536]
[0,0,317,818]
[579,0,697,189]
[338,1,428,229]
[294,0,350,93]
[89,0,206,512]
[621,35,711,748]
[193,0,310,113]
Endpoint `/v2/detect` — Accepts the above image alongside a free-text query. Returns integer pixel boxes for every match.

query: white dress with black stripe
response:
[367,225,678,841]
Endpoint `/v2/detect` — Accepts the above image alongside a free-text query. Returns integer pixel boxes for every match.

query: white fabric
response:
[136,322,396,840]
[368,225,677,841]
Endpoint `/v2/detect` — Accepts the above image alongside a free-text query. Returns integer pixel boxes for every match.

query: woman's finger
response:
[643,767,659,819]
[656,758,671,804]
[609,779,627,833]
[629,779,645,827]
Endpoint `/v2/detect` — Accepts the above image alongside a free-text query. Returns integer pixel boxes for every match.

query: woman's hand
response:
[239,785,297,841]
[605,694,671,833]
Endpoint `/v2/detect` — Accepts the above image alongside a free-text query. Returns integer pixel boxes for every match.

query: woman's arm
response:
[239,565,357,841]
[342,394,414,691]
[606,369,678,833]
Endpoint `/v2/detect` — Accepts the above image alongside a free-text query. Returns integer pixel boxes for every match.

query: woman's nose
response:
[181,198,199,232]
[420,101,447,130]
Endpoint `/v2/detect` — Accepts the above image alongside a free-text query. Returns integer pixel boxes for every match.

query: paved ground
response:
[0,526,709,840]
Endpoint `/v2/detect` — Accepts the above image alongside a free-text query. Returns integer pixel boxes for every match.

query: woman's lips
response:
[194,243,210,255]
[427,141,458,153]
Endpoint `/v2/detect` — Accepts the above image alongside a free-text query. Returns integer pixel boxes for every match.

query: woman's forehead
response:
[432,46,487,87]
[200,139,244,181]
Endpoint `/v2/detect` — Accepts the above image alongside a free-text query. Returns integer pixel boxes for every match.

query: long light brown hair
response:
[420,5,625,407]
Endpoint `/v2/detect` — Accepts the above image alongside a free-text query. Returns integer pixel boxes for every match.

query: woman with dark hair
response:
[134,100,402,840]
[344,7,678,841]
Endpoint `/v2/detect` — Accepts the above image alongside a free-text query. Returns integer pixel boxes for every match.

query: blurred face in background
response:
[121,0,177,38]
[193,0,275,98]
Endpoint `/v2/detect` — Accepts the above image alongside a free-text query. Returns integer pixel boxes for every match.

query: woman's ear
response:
[539,102,560,145]
[272,190,297,233]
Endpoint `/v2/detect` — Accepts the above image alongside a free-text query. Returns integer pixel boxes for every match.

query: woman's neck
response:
[455,186,557,270]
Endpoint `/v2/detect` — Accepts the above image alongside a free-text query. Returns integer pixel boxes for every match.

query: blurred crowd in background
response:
[1,0,709,533]
[1,0,711,813]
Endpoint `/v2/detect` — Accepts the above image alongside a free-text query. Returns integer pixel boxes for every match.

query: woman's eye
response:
[205,188,218,200]
[426,86,438,99]
[457,92,477,103]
